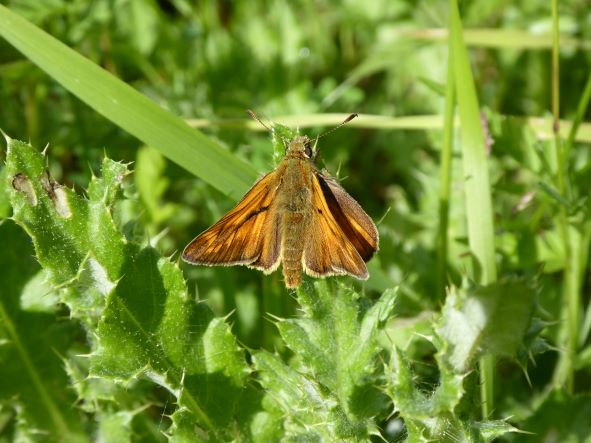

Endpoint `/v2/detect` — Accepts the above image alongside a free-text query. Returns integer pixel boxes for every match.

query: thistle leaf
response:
[253,281,396,440]
[4,137,249,439]
[437,279,536,372]
[0,221,87,442]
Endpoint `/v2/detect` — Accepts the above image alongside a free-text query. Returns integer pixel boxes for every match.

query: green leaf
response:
[388,346,468,442]
[95,410,136,443]
[252,351,333,440]
[0,5,257,199]
[5,135,128,318]
[270,121,297,165]
[0,165,10,218]
[4,135,249,439]
[0,220,87,442]
[19,269,59,313]
[168,409,209,442]
[472,419,522,442]
[65,356,165,442]
[253,281,396,440]
[126,0,160,55]
[515,318,553,379]
[437,279,537,372]
[232,386,284,443]
[516,390,591,442]
[387,317,521,442]
[91,262,249,430]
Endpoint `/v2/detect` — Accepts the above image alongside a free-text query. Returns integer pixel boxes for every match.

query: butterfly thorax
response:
[278,153,315,288]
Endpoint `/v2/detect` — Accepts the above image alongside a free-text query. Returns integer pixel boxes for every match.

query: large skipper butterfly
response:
[182,112,378,288]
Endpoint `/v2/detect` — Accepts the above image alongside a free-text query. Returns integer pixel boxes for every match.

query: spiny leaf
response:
[388,345,468,442]
[386,279,532,441]
[4,136,249,439]
[252,350,345,441]
[387,321,520,442]
[5,137,127,325]
[472,419,523,442]
[0,221,87,442]
[233,386,284,442]
[271,122,298,165]
[437,279,537,372]
[253,281,396,440]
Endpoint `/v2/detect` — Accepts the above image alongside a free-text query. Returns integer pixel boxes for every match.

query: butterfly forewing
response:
[182,170,282,272]
[302,172,370,280]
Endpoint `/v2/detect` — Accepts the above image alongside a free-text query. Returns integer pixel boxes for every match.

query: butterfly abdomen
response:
[281,210,307,288]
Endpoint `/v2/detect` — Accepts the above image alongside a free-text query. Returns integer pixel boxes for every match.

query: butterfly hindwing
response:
[316,171,378,261]
[182,170,282,273]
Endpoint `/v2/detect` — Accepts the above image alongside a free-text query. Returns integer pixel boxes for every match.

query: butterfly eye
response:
[304,142,313,158]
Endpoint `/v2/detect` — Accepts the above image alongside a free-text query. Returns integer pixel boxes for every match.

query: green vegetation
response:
[1,1,590,441]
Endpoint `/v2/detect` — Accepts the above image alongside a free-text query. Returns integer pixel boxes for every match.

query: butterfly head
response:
[246,110,358,162]
[286,135,316,160]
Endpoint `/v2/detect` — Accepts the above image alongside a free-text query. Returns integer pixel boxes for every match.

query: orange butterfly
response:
[182,112,378,289]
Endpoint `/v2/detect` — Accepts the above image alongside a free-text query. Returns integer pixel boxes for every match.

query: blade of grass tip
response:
[449,0,497,418]
[437,34,456,300]
[0,5,257,200]
[549,0,577,393]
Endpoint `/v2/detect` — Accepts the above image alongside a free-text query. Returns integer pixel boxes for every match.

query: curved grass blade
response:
[0,5,257,200]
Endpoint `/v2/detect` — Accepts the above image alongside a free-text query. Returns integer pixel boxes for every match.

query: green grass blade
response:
[0,5,257,199]
[449,0,498,418]
[437,34,456,300]
[408,28,591,50]
[528,117,591,144]
[449,5,497,285]
[188,113,591,144]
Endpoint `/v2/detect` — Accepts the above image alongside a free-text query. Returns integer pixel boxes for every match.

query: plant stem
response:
[549,0,578,393]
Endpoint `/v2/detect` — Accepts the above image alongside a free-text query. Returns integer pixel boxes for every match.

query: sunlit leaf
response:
[437,279,537,372]
[4,136,249,439]
[253,281,396,440]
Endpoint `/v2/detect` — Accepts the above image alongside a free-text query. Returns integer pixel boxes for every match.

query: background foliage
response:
[1,0,591,441]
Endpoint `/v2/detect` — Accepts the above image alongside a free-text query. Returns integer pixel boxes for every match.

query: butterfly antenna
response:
[316,113,358,140]
[247,109,273,132]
